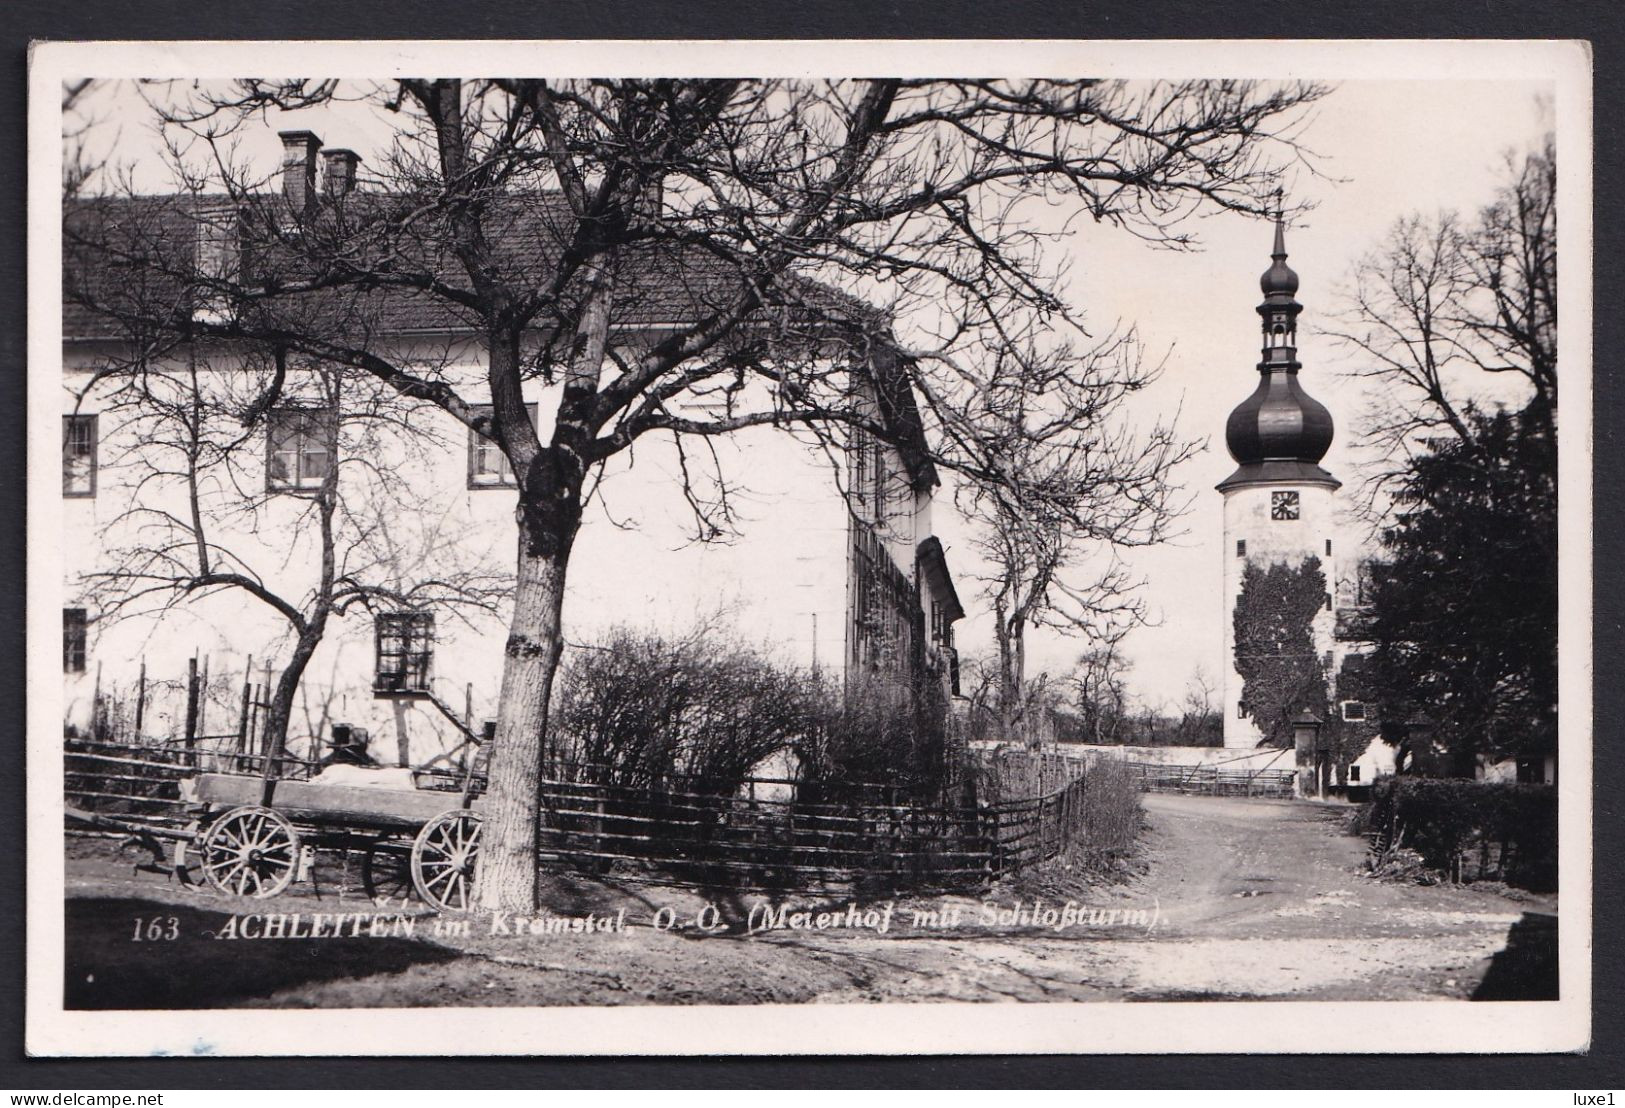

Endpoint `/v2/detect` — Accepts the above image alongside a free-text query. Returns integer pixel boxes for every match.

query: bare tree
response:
[72,346,511,762]
[957,332,1197,744]
[1324,132,1555,512]
[1173,663,1221,746]
[1322,129,1557,769]
[1069,636,1132,745]
[67,77,1327,911]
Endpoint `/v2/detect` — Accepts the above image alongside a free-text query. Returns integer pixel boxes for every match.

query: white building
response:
[61,129,964,768]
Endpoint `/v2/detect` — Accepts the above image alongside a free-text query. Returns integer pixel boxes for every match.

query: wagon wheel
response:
[360,837,417,905]
[199,806,300,899]
[411,809,482,912]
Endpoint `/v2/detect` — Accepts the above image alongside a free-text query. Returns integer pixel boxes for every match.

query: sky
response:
[65,76,1554,709]
[1011,79,1552,709]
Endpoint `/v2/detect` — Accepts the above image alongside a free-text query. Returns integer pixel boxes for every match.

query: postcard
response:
[27,38,1592,1056]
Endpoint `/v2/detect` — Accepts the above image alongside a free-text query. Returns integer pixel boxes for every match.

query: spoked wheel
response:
[172,821,203,887]
[200,805,300,899]
[361,837,416,905]
[411,809,482,912]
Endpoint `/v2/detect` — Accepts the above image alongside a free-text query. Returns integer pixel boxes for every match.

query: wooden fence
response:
[530,762,1085,889]
[74,651,286,756]
[64,739,1089,892]
[64,736,320,826]
[1123,761,1296,798]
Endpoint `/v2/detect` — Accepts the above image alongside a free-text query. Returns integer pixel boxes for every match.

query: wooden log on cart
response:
[182,773,487,829]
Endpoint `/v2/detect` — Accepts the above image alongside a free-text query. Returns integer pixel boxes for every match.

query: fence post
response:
[133,658,147,740]
[235,654,254,759]
[183,655,199,755]
[196,654,209,737]
[237,685,253,763]
[91,660,104,740]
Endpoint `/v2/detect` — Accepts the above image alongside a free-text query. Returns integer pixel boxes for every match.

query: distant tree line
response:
[959,649,1221,748]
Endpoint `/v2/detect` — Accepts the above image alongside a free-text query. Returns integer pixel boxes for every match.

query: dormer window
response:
[194,203,240,321]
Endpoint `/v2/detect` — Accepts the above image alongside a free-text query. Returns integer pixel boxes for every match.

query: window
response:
[1348,765,1362,783]
[63,414,97,497]
[267,407,336,492]
[1235,539,1246,558]
[851,429,871,510]
[467,403,538,489]
[471,399,539,480]
[1237,701,1248,720]
[872,438,889,514]
[374,611,433,694]
[1325,539,1333,557]
[1325,593,1334,611]
[1342,701,1367,722]
[63,608,86,673]
[849,430,890,522]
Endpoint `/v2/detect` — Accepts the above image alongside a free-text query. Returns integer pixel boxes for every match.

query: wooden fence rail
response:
[63,739,1090,892]
[1122,761,1295,798]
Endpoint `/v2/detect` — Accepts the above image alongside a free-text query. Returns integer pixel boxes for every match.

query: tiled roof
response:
[63,188,933,485]
[64,195,199,339]
[63,190,880,340]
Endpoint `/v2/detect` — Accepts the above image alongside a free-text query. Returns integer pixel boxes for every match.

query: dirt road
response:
[63,793,1557,1007]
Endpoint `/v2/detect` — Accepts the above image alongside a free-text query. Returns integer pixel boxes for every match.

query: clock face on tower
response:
[1271,490,1301,520]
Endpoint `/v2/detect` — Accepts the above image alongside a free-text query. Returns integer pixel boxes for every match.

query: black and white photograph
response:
[27,39,1591,1056]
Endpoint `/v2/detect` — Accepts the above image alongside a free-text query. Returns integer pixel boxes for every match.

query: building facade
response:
[62,129,963,768]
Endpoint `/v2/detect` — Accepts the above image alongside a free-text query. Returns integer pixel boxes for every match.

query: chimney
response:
[323,149,361,197]
[277,130,322,217]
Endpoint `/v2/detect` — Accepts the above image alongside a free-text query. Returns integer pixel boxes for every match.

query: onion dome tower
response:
[1219,215,1341,748]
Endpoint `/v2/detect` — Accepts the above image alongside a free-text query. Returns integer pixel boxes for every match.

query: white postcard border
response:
[26,37,1594,1057]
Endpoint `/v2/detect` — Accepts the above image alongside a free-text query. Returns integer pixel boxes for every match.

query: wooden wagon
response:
[170,770,486,912]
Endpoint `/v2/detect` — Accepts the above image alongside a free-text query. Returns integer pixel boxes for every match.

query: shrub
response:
[1074,757,1143,868]
[550,626,822,794]
[551,627,961,801]
[1368,776,1557,891]
[799,672,960,803]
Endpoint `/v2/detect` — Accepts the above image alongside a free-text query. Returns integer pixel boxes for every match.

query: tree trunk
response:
[477,530,574,911]
[995,610,1027,745]
[260,621,325,770]
[472,233,608,913]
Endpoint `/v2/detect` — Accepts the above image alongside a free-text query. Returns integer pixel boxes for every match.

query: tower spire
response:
[1217,214,1336,492]
[1259,194,1299,302]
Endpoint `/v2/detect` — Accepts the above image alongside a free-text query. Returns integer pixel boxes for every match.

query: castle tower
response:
[1220,217,1341,748]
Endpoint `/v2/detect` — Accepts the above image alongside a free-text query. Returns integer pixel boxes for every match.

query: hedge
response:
[1368,776,1557,892]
